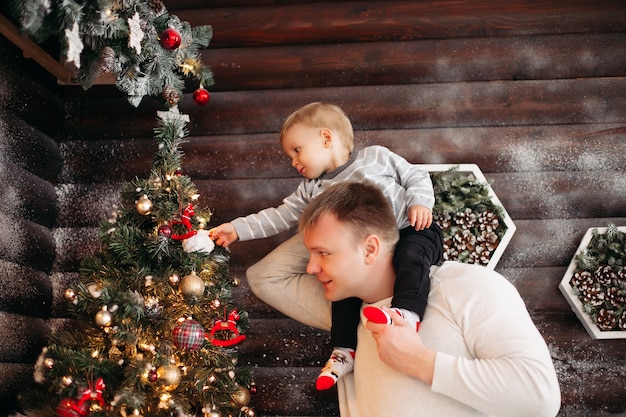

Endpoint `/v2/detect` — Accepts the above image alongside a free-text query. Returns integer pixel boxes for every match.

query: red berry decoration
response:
[160,27,182,50]
[172,318,205,350]
[193,87,210,105]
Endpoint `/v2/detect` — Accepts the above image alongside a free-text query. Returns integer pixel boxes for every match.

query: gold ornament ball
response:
[135,194,153,215]
[95,307,113,327]
[156,365,182,391]
[64,288,77,301]
[168,273,180,286]
[231,384,251,407]
[179,271,205,299]
[203,404,222,417]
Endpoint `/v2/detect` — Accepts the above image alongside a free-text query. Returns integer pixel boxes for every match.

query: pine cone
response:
[595,307,617,331]
[606,286,625,308]
[435,212,452,230]
[478,210,499,233]
[594,265,616,286]
[99,46,115,74]
[570,270,593,289]
[162,85,180,106]
[453,229,476,252]
[149,0,165,14]
[619,309,626,330]
[478,230,498,251]
[582,286,605,308]
[469,242,491,265]
[617,266,626,282]
[455,208,478,230]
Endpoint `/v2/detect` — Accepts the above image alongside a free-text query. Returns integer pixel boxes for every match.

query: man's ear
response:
[320,128,333,148]
[363,234,380,264]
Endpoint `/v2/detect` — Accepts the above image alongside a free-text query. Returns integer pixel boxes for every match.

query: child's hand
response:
[408,205,432,231]
[208,223,239,247]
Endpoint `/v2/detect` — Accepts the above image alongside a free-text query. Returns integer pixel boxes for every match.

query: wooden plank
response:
[63,77,626,138]
[242,367,339,416]
[0,312,48,363]
[175,0,626,47]
[3,162,57,228]
[1,111,62,182]
[0,260,51,318]
[204,33,626,91]
[56,124,626,182]
[55,169,626,228]
[0,14,74,85]
[0,363,37,411]
[0,213,56,273]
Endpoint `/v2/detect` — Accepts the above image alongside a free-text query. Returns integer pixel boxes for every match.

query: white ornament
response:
[64,22,84,69]
[182,230,215,254]
[127,12,144,54]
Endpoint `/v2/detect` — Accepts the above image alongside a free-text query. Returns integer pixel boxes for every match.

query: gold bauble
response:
[95,306,113,327]
[203,404,222,417]
[135,194,153,215]
[64,288,76,301]
[179,271,205,299]
[231,384,251,407]
[156,364,182,391]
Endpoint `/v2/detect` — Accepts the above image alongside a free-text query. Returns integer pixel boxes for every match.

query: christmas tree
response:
[16,107,255,417]
[5,0,214,107]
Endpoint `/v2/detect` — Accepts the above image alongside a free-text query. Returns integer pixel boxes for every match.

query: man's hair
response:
[280,102,355,151]
[299,181,399,250]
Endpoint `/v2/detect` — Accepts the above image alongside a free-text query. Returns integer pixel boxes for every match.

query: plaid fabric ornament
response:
[172,318,205,350]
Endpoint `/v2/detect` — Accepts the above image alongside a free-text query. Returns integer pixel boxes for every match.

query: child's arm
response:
[209,222,239,247]
[408,205,433,231]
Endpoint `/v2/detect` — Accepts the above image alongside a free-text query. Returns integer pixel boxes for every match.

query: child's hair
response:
[299,181,399,251]
[280,102,354,151]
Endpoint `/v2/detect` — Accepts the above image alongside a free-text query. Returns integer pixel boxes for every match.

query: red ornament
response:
[209,309,246,347]
[160,27,182,50]
[172,318,205,350]
[76,377,106,410]
[56,398,88,417]
[171,204,197,240]
[193,87,210,106]
[148,369,158,382]
[158,224,173,238]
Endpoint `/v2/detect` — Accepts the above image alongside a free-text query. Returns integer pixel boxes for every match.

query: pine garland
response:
[6,0,214,107]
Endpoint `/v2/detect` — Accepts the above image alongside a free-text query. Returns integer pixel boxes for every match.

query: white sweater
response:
[337,262,561,417]
[231,145,434,240]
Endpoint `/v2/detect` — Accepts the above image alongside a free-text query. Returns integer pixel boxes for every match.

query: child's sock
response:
[363,306,421,332]
[316,347,355,391]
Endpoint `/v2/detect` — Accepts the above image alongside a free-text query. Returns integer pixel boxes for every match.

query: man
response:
[248,181,561,416]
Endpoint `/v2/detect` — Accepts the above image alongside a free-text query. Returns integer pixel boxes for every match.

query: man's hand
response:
[365,307,436,385]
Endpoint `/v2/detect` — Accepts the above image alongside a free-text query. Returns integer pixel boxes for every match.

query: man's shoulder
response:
[431,261,514,292]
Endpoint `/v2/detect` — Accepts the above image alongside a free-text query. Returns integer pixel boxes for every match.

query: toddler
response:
[209,102,443,390]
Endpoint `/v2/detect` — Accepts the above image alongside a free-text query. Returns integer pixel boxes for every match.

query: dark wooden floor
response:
[1,1,626,416]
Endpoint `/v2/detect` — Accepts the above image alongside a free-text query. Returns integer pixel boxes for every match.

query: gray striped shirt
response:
[232,145,434,241]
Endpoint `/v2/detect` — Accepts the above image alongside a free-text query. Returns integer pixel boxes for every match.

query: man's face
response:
[303,213,369,302]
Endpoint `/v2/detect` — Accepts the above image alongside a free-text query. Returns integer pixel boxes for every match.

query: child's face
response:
[281,123,333,179]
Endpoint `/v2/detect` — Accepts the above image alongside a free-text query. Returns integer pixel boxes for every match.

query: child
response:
[209,102,443,390]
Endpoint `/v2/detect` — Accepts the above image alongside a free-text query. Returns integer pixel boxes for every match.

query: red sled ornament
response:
[209,309,246,347]
[171,204,198,240]
[77,377,106,409]
[56,398,88,417]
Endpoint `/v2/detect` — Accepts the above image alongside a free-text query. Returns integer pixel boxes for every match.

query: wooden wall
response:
[2,0,626,416]
[0,36,63,412]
